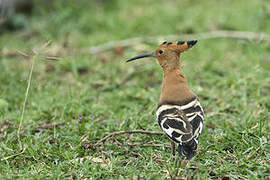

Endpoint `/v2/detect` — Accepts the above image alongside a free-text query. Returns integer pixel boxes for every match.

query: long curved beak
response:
[126,52,156,62]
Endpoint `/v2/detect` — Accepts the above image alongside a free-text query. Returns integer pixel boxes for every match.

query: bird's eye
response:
[158,50,164,54]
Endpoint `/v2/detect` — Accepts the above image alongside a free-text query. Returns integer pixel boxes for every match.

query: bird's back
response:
[156,96,204,159]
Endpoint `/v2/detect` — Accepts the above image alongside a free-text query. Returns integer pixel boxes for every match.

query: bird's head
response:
[127,40,197,70]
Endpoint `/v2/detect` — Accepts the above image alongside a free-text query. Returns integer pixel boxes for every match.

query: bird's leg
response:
[170,140,176,156]
[174,145,187,168]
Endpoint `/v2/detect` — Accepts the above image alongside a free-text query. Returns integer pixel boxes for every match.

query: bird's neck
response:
[159,66,195,104]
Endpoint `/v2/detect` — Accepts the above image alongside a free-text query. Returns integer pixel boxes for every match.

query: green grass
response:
[1,0,270,179]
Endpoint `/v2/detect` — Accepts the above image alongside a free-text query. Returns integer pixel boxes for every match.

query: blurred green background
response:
[0,0,270,179]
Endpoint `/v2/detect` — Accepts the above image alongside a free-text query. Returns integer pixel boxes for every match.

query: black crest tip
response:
[177,41,185,45]
[187,40,198,47]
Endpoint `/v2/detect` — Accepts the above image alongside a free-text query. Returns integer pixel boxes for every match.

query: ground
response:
[0,0,270,179]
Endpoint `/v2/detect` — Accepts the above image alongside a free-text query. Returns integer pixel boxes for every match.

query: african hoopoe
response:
[127,40,204,160]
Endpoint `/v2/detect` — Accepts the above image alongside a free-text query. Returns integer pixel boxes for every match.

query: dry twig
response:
[127,142,170,148]
[88,30,270,54]
[1,146,27,161]
[94,130,164,147]
[82,130,164,150]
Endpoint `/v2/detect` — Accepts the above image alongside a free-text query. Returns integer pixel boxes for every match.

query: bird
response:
[126,40,204,160]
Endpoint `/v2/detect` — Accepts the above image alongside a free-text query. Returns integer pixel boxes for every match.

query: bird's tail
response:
[178,139,197,160]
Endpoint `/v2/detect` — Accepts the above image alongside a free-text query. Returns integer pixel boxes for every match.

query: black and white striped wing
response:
[156,98,204,145]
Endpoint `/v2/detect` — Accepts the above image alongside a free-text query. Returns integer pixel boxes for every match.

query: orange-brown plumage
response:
[159,68,195,104]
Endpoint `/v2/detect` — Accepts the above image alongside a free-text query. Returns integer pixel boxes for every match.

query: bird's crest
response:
[157,40,197,53]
